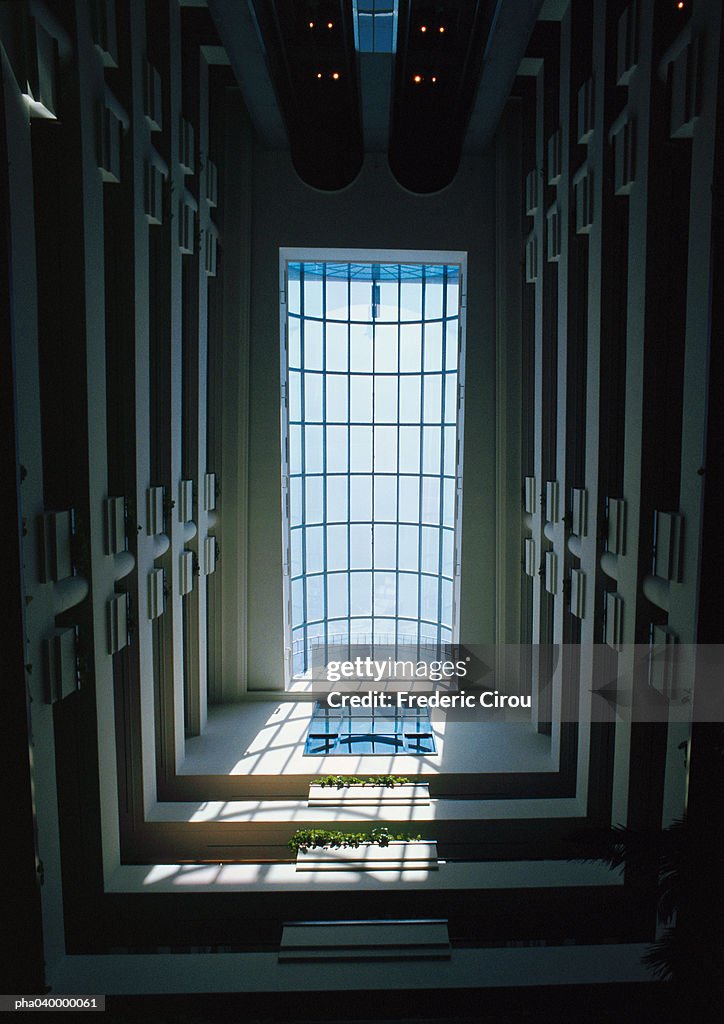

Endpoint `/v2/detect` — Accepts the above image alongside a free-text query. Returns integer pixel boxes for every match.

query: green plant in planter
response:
[289,825,422,854]
[315,774,411,789]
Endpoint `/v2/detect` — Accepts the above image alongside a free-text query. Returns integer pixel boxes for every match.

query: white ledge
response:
[295,841,438,872]
[308,783,430,807]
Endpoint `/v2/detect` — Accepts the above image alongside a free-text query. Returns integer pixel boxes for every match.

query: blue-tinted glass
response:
[304,276,323,318]
[396,615,416,636]
[398,524,419,571]
[421,525,440,574]
[306,574,324,622]
[327,572,349,619]
[445,326,459,370]
[424,321,443,371]
[373,618,396,644]
[305,424,323,474]
[443,478,455,526]
[350,324,373,371]
[374,375,397,422]
[420,574,438,622]
[373,474,397,521]
[446,278,459,315]
[373,523,396,567]
[374,323,397,372]
[327,524,348,572]
[305,475,323,523]
[399,324,421,371]
[444,425,457,475]
[326,321,348,371]
[442,527,454,571]
[289,317,301,367]
[374,571,396,615]
[292,578,304,625]
[349,615,372,637]
[327,475,348,522]
[374,426,397,473]
[350,375,373,421]
[378,280,398,319]
[350,425,373,472]
[326,277,348,320]
[304,319,323,369]
[305,525,323,574]
[350,474,372,520]
[400,280,421,321]
[425,275,443,319]
[291,528,302,575]
[350,280,372,319]
[327,618,348,645]
[358,12,373,50]
[398,476,419,522]
[326,425,348,473]
[422,426,441,474]
[397,573,417,619]
[351,571,372,615]
[399,426,420,473]
[288,275,301,314]
[307,619,324,641]
[373,11,394,51]
[423,374,442,422]
[290,477,302,526]
[289,424,302,474]
[350,523,372,569]
[289,370,301,419]
[326,373,348,422]
[304,372,322,422]
[444,372,457,423]
[421,476,440,524]
[441,578,453,626]
[399,375,421,422]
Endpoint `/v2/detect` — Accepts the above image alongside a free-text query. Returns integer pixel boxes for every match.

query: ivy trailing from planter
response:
[289,825,422,854]
[314,774,411,789]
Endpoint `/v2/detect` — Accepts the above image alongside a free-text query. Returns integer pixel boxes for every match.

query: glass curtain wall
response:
[284,261,463,679]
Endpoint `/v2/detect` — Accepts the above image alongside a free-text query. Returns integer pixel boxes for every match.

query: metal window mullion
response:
[346,266,352,659]
[395,289,402,658]
[322,263,328,664]
[417,269,425,657]
[300,267,308,672]
[370,267,378,644]
[436,265,448,648]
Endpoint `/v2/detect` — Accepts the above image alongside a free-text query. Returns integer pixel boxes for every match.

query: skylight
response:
[281,253,466,684]
[353,0,398,53]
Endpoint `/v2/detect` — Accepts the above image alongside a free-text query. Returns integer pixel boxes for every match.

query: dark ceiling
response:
[209,0,547,192]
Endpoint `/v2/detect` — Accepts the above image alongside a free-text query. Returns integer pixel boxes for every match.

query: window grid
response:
[285,261,462,678]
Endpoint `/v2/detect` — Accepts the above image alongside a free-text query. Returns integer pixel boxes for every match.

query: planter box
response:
[294,840,438,872]
[308,783,430,808]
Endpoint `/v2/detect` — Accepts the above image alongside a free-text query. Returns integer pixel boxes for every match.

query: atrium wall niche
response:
[242,150,499,691]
